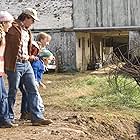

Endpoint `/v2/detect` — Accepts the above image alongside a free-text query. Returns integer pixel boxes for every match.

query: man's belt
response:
[16,58,28,63]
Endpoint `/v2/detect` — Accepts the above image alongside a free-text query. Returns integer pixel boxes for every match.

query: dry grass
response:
[40,73,97,107]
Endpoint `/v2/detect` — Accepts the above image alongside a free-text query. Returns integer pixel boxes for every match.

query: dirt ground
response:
[1,73,140,140]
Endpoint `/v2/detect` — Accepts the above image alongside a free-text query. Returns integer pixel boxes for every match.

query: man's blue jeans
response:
[0,77,11,125]
[6,61,44,121]
[19,80,44,114]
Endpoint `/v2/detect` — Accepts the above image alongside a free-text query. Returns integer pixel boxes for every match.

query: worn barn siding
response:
[76,33,90,71]
[73,0,140,28]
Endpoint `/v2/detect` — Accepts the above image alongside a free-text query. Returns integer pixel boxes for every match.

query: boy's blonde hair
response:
[36,32,51,42]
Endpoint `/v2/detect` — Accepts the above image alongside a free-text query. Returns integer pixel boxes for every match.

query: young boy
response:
[32,46,54,88]
[36,32,52,48]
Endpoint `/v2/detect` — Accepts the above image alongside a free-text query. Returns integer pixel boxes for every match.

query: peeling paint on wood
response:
[73,0,140,28]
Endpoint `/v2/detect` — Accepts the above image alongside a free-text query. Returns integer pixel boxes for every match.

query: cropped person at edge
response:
[0,11,18,128]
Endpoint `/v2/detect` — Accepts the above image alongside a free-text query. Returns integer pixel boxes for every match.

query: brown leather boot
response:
[20,112,31,121]
[32,118,53,126]
[0,121,18,128]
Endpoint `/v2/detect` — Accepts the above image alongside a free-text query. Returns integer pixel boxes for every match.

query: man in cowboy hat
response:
[4,8,53,126]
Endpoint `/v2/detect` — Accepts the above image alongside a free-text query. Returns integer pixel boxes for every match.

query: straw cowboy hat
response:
[22,8,40,21]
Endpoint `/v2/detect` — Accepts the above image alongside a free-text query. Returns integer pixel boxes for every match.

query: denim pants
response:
[19,80,44,114]
[19,82,30,113]
[6,61,44,121]
[0,77,11,125]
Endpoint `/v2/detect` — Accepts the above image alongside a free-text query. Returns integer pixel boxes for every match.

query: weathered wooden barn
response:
[73,0,140,71]
[1,0,140,72]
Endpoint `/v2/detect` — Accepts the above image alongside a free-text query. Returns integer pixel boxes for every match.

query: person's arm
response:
[0,28,5,45]
[0,29,3,42]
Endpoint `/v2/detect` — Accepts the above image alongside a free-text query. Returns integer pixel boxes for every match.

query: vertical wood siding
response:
[73,0,140,28]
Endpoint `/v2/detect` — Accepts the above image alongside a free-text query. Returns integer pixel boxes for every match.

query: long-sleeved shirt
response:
[0,29,5,76]
[31,58,45,83]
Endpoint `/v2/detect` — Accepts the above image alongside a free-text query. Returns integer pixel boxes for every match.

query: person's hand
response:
[25,55,30,60]
[29,55,38,61]
[48,55,55,60]
[22,55,29,60]
[34,56,39,61]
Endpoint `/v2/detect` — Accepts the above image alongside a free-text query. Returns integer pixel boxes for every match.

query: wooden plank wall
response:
[73,0,140,28]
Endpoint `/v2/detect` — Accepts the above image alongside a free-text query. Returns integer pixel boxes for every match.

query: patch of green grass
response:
[64,75,140,110]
